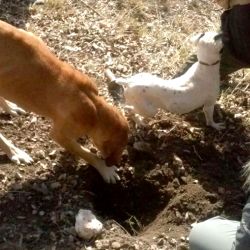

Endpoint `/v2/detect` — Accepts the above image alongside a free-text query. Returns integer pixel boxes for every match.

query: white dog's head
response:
[190,31,223,65]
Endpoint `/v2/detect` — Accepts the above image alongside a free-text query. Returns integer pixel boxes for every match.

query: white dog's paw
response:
[10,147,33,164]
[98,164,120,184]
[210,122,225,130]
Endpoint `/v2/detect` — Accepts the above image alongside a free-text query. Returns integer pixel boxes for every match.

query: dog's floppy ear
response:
[190,33,204,46]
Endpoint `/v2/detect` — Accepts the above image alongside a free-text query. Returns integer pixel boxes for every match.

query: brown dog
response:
[0,20,129,183]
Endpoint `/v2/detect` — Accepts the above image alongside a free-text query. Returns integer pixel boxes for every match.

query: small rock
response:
[173,178,180,188]
[157,238,166,246]
[178,243,188,250]
[33,0,45,5]
[95,240,103,250]
[50,182,61,190]
[15,172,23,180]
[180,236,186,242]
[169,238,177,246]
[180,176,188,184]
[49,149,57,159]
[39,211,45,216]
[111,241,122,249]
[90,147,97,153]
[133,141,151,152]
[234,113,243,119]
[35,150,46,159]
[75,209,103,240]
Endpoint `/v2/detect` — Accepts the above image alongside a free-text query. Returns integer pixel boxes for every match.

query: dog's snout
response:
[105,155,118,167]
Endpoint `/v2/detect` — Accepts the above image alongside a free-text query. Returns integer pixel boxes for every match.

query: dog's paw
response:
[98,164,120,184]
[10,147,33,164]
[4,101,26,116]
[210,122,225,130]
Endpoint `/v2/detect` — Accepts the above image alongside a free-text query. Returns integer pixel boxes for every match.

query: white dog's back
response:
[115,63,219,115]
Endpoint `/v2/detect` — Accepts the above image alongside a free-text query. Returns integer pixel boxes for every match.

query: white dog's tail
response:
[242,160,250,193]
[105,69,129,86]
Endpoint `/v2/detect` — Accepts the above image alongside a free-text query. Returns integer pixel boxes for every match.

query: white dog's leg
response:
[124,105,146,126]
[0,133,33,164]
[0,97,26,116]
[203,105,225,130]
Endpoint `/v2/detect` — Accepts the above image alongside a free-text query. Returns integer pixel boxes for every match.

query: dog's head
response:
[91,98,129,167]
[190,31,223,64]
[101,123,129,166]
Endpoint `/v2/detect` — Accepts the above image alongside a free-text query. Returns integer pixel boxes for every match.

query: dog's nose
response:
[105,153,120,166]
[214,33,223,41]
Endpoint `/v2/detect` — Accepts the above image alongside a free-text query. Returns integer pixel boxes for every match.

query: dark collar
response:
[198,60,220,66]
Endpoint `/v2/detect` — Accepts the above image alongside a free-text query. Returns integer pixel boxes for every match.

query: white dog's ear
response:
[190,33,204,46]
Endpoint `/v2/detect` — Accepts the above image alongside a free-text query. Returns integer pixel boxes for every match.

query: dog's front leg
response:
[203,104,225,130]
[0,133,33,164]
[0,97,26,116]
[124,105,146,127]
[51,129,120,183]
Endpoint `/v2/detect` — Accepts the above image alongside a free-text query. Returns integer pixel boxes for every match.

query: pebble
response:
[157,238,166,246]
[111,241,121,249]
[180,236,186,242]
[39,211,45,216]
[33,0,45,5]
[169,238,177,246]
[50,182,61,190]
[178,243,188,250]
[15,172,23,180]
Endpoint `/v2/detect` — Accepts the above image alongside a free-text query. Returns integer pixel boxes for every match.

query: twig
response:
[193,145,202,161]
[108,219,131,235]
[80,0,103,18]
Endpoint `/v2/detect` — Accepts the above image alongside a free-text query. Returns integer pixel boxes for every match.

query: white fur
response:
[0,97,26,116]
[0,97,32,164]
[107,32,224,130]
[0,133,33,164]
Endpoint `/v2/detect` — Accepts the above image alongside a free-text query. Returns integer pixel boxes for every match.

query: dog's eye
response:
[214,33,223,41]
[219,48,223,54]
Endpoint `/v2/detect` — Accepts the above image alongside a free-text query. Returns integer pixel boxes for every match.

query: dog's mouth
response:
[105,156,117,167]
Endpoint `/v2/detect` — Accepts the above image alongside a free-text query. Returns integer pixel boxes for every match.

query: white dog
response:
[105,31,225,130]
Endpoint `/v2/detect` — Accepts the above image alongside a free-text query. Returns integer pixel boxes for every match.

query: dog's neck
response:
[198,60,220,66]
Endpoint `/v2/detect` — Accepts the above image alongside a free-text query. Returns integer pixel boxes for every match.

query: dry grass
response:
[28,0,248,123]
[44,0,65,9]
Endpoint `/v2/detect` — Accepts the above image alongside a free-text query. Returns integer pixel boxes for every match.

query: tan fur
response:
[0,20,129,183]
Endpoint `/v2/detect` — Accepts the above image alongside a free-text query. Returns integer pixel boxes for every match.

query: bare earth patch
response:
[0,0,249,249]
